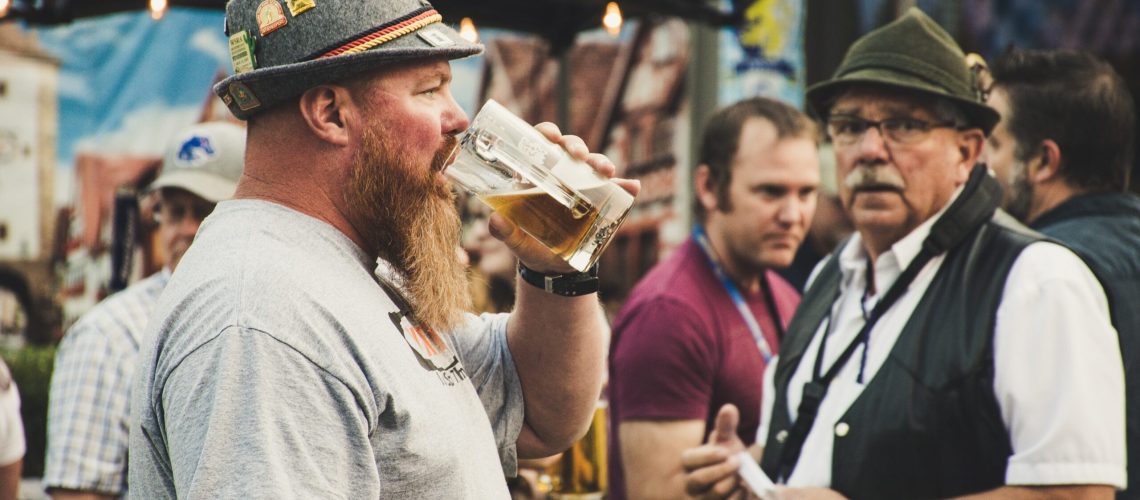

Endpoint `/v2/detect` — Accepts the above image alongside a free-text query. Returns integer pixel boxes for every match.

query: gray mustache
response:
[844,166,906,190]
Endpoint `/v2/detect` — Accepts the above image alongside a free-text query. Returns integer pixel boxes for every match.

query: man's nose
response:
[856,125,891,160]
[776,196,804,226]
[442,94,469,136]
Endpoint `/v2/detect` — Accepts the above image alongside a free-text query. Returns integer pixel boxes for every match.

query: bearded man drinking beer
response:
[128,0,637,497]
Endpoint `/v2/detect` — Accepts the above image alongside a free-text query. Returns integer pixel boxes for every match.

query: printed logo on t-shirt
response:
[388,311,468,387]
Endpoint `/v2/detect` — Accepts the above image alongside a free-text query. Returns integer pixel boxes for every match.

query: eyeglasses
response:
[826,115,960,146]
[153,199,216,225]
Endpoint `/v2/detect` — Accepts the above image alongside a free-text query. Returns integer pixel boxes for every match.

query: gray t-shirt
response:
[129,200,524,499]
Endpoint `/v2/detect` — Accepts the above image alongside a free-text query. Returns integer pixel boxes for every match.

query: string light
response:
[459,17,478,43]
[603,2,623,36]
[149,0,168,20]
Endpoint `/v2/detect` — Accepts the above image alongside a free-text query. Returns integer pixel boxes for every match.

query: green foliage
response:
[1,345,56,478]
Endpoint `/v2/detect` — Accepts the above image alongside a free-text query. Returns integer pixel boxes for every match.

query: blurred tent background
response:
[0,0,1137,491]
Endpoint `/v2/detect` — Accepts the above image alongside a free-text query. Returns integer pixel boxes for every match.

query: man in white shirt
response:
[681,8,1124,500]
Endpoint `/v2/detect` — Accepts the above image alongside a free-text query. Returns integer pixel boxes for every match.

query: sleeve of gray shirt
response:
[161,326,379,498]
[446,312,525,475]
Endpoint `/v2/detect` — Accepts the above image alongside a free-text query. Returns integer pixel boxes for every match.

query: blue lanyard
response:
[692,225,775,363]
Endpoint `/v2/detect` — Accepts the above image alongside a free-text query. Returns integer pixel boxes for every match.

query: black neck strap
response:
[774,165,1001,482]
[760,273,787,342]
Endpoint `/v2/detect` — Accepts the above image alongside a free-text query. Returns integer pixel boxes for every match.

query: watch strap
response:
[518,262,600,297]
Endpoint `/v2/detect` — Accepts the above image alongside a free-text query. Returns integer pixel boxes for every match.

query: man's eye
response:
[760,187,786,197]
[832,120,864,134]
[888,118,925,132]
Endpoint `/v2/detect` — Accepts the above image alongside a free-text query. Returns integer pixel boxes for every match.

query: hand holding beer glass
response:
[446,100,636,272]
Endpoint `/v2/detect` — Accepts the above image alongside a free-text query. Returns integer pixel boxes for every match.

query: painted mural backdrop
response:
[34,9,232,203]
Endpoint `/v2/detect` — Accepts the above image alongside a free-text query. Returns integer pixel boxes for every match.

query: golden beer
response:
[547,402,608,499]
[481,184,623,266]
[447,99,635,271]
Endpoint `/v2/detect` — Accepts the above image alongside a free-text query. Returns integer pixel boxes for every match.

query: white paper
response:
[736,451,778,500]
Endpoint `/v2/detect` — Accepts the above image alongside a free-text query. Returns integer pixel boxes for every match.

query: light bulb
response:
[0,0,10,19]
[603,2,623,36]
[150,0,168,20]
[459,17,478,43]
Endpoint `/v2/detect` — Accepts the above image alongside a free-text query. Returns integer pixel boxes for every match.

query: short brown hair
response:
[694,97,819,222]
[990,48,1135,191]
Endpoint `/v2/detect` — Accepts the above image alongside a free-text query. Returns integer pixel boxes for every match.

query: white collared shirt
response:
[758,201,1126,489]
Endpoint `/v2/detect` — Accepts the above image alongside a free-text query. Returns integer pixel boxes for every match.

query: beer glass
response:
[446,100,634,272]
[545,401,608,499]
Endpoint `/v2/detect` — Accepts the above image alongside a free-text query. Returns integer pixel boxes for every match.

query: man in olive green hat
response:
[680,8,1124,499]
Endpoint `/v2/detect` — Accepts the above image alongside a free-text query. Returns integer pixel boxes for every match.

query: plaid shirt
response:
[44,270,169,497]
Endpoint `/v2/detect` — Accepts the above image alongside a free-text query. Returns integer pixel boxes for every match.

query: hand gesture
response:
[681,404,749,500]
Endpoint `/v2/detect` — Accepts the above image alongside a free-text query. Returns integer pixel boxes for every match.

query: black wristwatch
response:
[518,262,600,297]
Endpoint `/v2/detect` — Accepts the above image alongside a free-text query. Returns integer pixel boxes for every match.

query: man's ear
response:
[956,128,986,179]
[298,84,357,147]
[1029,139,1063,183]
[694,164,719,213]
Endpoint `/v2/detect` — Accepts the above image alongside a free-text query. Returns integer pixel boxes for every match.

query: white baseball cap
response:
[151,121,246,202]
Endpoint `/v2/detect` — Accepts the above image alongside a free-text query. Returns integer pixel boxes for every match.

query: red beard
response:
[345,125,471,332]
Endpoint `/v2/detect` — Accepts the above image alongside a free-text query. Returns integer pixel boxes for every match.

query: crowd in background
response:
[0,1,1135,499]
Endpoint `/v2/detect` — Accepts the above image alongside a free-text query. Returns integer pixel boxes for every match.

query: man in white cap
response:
[44,121,245,500]
[129,0,634,497]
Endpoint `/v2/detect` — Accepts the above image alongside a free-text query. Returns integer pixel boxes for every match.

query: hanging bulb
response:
[150,0,168,20]
[459,17,478,43]
[603,2,623,36]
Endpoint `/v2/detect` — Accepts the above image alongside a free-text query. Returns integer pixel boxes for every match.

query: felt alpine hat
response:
[805,7,999,135]
[214,0,482,120]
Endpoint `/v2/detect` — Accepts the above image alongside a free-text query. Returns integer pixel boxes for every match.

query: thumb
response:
[709,404,740,445]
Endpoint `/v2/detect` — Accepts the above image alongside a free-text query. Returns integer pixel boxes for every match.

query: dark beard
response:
[1004,162,1034,222]
[345,125,471,332]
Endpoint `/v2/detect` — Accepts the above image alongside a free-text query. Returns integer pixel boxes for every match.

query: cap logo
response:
[176,135,218,167]
[286,0,315,17]
[256,0,288,36]
[312,7,442,60]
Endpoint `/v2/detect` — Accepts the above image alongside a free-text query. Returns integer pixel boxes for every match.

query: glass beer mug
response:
[446,99,634,272]
[543,401,608,499]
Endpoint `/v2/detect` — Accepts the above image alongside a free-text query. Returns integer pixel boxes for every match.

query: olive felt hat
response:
[214,0,482,120]
[805,7,999,135]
